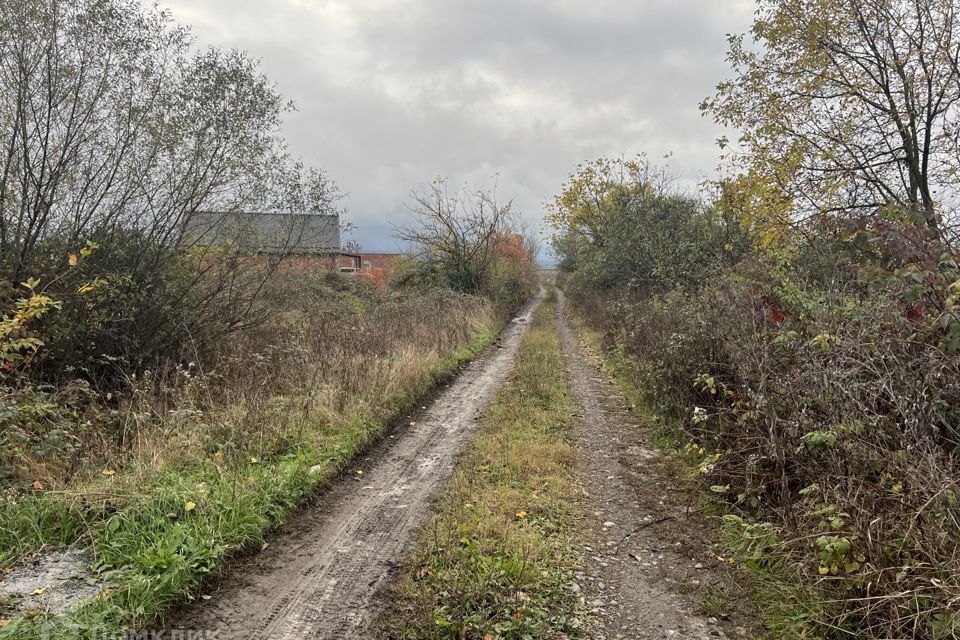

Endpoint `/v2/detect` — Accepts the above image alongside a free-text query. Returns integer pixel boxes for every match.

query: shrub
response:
[555,156,960,637]
[396,179,538,315]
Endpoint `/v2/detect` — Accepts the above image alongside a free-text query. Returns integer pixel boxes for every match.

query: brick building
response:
[184,211,401,278]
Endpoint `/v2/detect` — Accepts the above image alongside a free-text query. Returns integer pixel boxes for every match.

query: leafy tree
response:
[703,0,960,236]
[0,0,340,384]
[549,157,747,297]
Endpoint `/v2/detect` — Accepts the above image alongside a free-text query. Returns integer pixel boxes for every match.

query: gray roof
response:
[185,211,340,255]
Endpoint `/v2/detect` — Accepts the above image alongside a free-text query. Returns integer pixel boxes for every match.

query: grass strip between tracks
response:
[379,288,589,639]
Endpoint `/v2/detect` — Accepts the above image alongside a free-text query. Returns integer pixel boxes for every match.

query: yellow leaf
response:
[101,469,115,476]
[68,254,78,267]
[515,511,528,519]
[818,565,829,575]
[32,480,44,490]
[213,451,224,464]
[185,501,197,512]
[31,587,45,596]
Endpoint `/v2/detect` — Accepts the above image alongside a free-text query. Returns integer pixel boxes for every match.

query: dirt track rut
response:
[170,293,541,640]
[557,289,731,639]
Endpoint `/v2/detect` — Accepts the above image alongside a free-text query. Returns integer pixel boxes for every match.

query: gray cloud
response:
[155,0,754,255]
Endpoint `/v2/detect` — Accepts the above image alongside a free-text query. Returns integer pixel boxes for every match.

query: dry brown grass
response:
[8,272,497,492]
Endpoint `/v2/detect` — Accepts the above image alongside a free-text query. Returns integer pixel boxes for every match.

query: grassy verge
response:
[0,321,501,639]
[378,289,588,639]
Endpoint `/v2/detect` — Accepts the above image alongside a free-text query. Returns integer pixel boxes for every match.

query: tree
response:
[0,0,339,383]
[703,0,960,236]
[549,156,747,297]
[397,178,514,293]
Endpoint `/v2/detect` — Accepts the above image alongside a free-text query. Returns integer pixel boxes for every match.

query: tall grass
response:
[0,271,500,637]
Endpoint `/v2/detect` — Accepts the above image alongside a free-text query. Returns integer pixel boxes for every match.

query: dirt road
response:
[557,289,732,639]
[169,287,739,640]
[169,293,541,640]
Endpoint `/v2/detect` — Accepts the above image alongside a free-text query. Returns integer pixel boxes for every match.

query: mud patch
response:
[0,549,101,617]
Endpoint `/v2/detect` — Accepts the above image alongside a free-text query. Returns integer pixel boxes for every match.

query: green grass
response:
[377,289,588,639]
[0,323,501,639]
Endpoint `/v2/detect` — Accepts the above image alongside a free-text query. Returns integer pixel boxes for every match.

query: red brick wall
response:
[228,253,400,275]
[276,254,337,273]
[357,253,401,273]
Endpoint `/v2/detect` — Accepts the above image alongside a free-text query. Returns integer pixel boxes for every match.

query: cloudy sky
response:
[155,0,755,257]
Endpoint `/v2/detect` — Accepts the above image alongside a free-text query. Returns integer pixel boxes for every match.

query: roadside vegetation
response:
[0,271,513,638]
[379,288,588,639]
[552,2,960,638]
[0,0,536,637]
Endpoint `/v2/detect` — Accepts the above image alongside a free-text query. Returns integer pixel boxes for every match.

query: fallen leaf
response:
[31,587,46,596]
[515,511,528,519]
[213,451,224,464]
[32,480,43,490]
[68,253,78,266]
[166,512,178,519]
[356,469,363,475]
[631,554,642,562]
[101,469,115,477]
[185,501,197,512]
[260,543,269,551]
[0,619,9,627]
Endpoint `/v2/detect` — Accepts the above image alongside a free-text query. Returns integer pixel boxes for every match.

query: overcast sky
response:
[154,0,755,257]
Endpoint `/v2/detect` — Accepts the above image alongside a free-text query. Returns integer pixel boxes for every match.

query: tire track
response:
[169,292,542,640]
[556,289,730,640]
